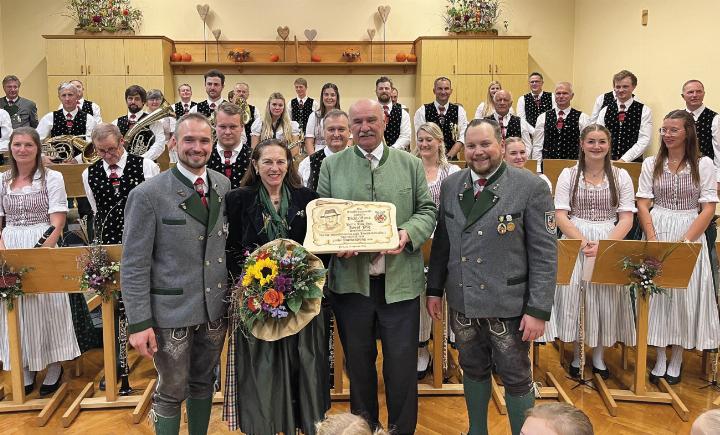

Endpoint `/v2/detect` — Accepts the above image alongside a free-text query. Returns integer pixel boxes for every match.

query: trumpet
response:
[124,101,176,156]
[42,135,89,162]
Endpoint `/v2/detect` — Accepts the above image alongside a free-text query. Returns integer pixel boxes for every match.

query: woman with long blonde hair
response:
[250,92,301,149]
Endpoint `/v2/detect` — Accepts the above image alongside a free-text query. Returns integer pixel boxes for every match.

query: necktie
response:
[128,114,137,126]
[438,105,446,126]
[194,178,208,208]
[184,104,189,112]
[475,178,487,199]
[7,99,15,106]
[556,110,565,130]
[109,164,120,193]
[618,104,627,123]
[210,102,216,111]
[298,99,304,110]
[383,105,390,124]
[366,153,376,170]
[66,113,73,128]
[498,116,506,138]
[534,94,541,109]
[223,150,233,178]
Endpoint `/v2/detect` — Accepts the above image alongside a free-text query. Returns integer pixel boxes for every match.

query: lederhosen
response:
[522,91,553,127]
[424,103,460,153]
[485,114,521,139]
[244,105,257,143]
[174,101,197,118]
[206,145,252,189]
[117,113,155,156]
[383,103,403,146]
[291,98,314,134]
[542,108,582,160]
[306,149,329,192]
[87,154,145,244]
[603,102,644,162]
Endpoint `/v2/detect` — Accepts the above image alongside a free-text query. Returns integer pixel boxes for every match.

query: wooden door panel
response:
[84,39,126,76]
[46,39,85,76]
[457,39,493,75]
[493,40,529,75]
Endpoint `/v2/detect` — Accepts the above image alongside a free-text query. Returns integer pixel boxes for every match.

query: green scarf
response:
[258,183,291,240]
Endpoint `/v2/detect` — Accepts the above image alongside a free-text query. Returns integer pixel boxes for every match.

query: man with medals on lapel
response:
[174,83,197,118]
[112,85,166,161]
[193,70,226,118]
[376,76,411,151]
[516,72,555,128]
[81,123,160,392]
[205,101,251,189]
[427,118,557,435]
[413,76,468,160]
[122,112,230,435]
[596,70,652,162]
[1,74,38,128]
[289,77,319,136]
[59,79,102,124]
[486,90,533,154]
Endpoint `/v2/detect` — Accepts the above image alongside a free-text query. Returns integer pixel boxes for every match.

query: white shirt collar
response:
[323,147,336,157]
[434,101,449,111]
[360,143,385,161]
[63,107,79,118]
[493,111,511,123]
[78,98,85,105]
[297,96,307,104]
[470,162,502,183]
[207,97,224,106]
[616,96,634,108]
[127,111,145,119]
[6,97,17,104]
[688,104,706,119]
[215,142,243,156]
[176,161,208,187]
[555,106,573,115]
[103,149,128,172]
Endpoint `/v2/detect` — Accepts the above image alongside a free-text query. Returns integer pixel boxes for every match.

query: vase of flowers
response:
[444,0,503,35]
[66,0,142,35]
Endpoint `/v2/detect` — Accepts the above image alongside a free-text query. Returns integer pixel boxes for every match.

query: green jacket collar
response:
[170,166,220,230]
[461,162,506,229]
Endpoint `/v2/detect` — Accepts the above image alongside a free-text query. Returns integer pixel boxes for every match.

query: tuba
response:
[41,135,89,162]
[124,101,176,156]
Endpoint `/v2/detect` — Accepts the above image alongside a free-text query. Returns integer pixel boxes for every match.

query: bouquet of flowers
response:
[231,239,325,341]
[78,245,120,301]
[444,0,502,33]
[66,0,143,33]
[0,262,29,310]
[622,256,665,298]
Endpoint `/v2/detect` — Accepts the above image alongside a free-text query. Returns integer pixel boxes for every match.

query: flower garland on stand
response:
[78,246,120,301]
[0,262,30,311]
[622,256,665,298]
[65,0,143,34]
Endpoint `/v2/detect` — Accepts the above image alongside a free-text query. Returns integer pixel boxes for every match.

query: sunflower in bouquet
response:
[232,239,326,341]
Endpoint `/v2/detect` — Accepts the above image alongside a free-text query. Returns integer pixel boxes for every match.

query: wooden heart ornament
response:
[196,4,210,20]
[377,5,391,22]
[304,29,317,41]
[277,26,290,40]
[367,28,376,40]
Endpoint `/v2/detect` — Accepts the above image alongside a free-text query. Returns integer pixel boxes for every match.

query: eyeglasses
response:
[659,127,684,136]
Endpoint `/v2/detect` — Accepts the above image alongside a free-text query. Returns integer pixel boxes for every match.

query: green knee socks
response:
[463,377,492,435]
[153,413,180,435]
[505,390,535,435]
[186,397,214,435]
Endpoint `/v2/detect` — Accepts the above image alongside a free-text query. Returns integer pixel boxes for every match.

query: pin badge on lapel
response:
[497,215,507,235]
[177,190,186,197]
[181,203,187,210]
[506,214,516,232]
[458,193,464,200]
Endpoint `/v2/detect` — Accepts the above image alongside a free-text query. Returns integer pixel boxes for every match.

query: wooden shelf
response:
[170,61,417,75]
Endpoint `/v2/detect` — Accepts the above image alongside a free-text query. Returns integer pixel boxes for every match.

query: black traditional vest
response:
[78,100,94,118]
[485,114,521,138]
[542,108,582,160]
[291,97,315,134]
[174,101,197,118]
[306,150,329,192]
[195,100,217,118]
[603,101,644,162]
[116,113,155,156]
[424,103,460,152]
[696,107,718,159]
[206,144,252,189]
[522,91,553,127]
[383,103,403,146]
[50,110,89,157]
[600,91,615,111]
[244,105,257,143]
[87,153,145,244]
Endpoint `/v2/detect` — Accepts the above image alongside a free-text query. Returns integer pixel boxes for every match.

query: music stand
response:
[589,240,699,421]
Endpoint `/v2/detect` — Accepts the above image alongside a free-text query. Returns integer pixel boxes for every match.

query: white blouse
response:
[250,118,301,141]
[0,168,69,216]
[555,165,637,213]
[636,156,718,203]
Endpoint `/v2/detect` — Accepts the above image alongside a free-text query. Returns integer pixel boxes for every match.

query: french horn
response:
[230,93,252,126]
[124,101,176,156]
[41,135,89,162]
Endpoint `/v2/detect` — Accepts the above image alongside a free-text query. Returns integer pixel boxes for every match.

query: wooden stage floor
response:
[0,342,718,434]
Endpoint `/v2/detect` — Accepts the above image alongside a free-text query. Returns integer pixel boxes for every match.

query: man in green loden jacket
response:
[317,99,436,435]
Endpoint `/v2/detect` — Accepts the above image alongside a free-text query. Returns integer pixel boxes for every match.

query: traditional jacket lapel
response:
[171,167,209,226]
[206,172,221,232]
[462,163,506,230]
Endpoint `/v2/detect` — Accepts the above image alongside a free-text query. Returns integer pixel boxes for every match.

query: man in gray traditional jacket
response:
[426,118,557,435]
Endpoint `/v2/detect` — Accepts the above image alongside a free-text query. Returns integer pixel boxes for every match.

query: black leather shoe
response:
[592,365,610,380]
[417,357,432,380]
[665,373,681,385]
[568,364,580,378]
[39,367,63,397]
[24,373,36,395]
[99,376,106,391]
[649,371,664,385]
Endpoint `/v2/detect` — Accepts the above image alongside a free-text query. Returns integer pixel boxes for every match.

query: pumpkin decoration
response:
[170,52,182,62]
[310,54,322,62]
[269,54,280,62]
[181,53,192,62]
[395,53,407,62]
[406,53,417,62]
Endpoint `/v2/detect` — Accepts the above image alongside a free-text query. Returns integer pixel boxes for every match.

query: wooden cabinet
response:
[415,36,530,118]
[45,36,174,121]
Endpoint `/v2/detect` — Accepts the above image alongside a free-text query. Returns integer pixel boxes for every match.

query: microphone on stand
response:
[34,226,56,248]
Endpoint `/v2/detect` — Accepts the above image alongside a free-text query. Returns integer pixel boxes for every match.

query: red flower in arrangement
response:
[92,15,102,23]
[246,296,261,312]
[263,288,285,308]
[0,275,18,288]
[123,9,129,16]
[257,251,270,260]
